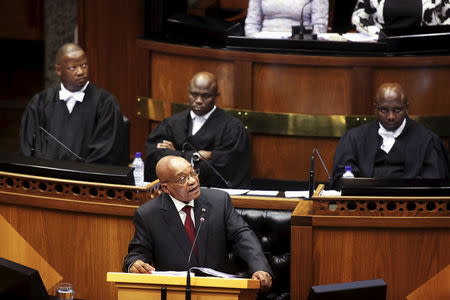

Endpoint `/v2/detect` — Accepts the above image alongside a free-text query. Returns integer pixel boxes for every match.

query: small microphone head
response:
[199,213,206,222]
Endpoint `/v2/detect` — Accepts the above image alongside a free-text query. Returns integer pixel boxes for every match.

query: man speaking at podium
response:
[123,156,272,290]
[20,43,125,165]
[331,82,449,185]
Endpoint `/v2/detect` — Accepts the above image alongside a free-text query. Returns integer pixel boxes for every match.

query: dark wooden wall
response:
[77,0,149,157]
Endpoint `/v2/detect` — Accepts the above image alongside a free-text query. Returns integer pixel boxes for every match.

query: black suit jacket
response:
[123,188,272,276]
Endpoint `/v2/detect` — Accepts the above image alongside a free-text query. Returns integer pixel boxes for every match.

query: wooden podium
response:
[107,272,260,300]
[291,184,450,300]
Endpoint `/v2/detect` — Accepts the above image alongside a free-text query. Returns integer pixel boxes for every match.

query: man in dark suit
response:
[123,155,272,290]
[20,43,126,165]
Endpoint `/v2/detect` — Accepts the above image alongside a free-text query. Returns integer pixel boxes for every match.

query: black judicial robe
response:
[145,108,250,188]
[331,117,450,186]
[20,83,126,165]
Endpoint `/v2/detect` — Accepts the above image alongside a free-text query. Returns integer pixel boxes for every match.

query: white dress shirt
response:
[378,118,406,153]
[169,195,195,226]
[190,106,216,135]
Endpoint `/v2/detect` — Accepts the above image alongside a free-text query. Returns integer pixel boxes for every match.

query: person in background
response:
[123,156,272,290]
[245,0,329,38]
[145,71,250,188]
[20,43,126,165]
[331,82,449,187]
[352,0,450,36]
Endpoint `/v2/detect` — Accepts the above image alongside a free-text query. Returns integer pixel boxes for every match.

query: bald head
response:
[156,156,201,202]
[374,83,407,106]
[188,72,219,116]
[156,156,191,182]
[374,83,408,131]
[55,43,85,64]
[189,72,218,94]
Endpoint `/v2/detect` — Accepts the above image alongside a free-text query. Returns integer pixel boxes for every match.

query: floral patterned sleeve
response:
[438,0,450,24]
[351,0,376,33]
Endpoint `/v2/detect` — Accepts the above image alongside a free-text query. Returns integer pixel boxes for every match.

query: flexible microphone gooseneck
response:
[309,154,315,199]
[185,213,206,300]
[308,148,331,199]
[292,0,315,40]
[39,126,85,162]
[182,142,232,188]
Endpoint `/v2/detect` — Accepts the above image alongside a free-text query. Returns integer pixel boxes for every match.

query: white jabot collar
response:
[59,81,89,102]
[378,118,406,153]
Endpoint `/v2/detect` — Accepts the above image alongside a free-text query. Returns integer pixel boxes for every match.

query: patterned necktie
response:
[182,205,196,245]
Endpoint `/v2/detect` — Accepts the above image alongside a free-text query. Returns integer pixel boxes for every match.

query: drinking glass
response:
[56,282,75,300]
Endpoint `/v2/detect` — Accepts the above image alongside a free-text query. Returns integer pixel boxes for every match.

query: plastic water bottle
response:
[132,152,145,186]
[342,165,355,178]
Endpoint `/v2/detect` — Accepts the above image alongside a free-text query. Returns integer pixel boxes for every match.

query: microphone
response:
[182,142,232,188]
[308,154,315,199]
[39,126,85,162]
[308,148,331,199]
[186,212,206,300]
[291,0,316,40]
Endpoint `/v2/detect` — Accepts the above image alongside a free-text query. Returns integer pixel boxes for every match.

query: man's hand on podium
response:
[252,270,272,290]
[130,260,155,274]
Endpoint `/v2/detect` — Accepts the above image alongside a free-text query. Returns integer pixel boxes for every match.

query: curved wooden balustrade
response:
[312,185,450,217]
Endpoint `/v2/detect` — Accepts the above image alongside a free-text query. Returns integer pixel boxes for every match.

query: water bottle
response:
[342,165,354,178]
[132,152,145,186]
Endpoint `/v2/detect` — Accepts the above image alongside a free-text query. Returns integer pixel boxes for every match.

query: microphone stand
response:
[185,215,206,300]
[182,142,232,188]
[39,126,85,162]
[309,148,331,199]
[309,154,315,199]
[291,0,316,40]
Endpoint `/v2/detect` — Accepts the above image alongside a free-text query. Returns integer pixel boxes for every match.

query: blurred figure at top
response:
[245,0,329,38]
[352,0,450,36]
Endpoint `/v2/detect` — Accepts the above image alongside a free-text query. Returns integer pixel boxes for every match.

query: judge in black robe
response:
[331,83,449,187]
[145,72,250,188]
[20,43,126,165]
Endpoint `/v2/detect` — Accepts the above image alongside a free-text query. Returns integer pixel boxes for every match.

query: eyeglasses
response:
[161,169,200,185]
[189,92,215,100]
[377,106,406,114]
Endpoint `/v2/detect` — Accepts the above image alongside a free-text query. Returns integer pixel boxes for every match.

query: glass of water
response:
[56,282,75,300]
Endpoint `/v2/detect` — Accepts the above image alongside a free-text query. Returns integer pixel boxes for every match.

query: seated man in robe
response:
[20,43,126,165]
[145,71,250,188]
[123,156,272,290]
[331,82,449,186]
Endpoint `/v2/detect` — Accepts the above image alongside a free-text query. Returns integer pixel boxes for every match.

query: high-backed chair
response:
[232,208,291,300]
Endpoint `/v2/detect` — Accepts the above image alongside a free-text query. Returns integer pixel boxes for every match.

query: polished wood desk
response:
[107,272,260,300]
[0,170,299,299]
[291,185,450,300]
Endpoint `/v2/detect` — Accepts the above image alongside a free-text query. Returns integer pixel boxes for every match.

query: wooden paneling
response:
[253,64,353,114]
[291,199,450,300]
[150,53,236,108]
[0,204,134,300]
[372,67,450,115]
[78,0,149,156]
[251,136,336,181]
[312,228,449,300]
[137,39,450,181]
